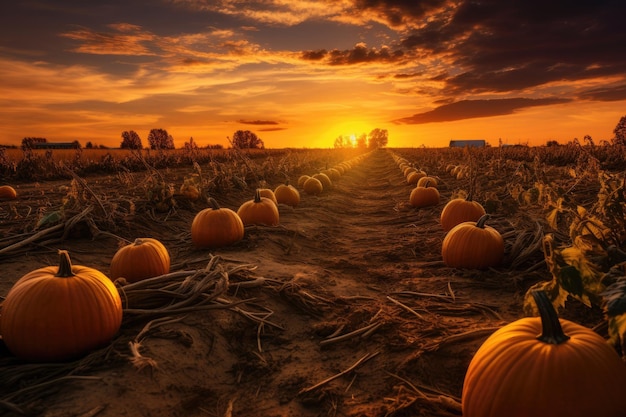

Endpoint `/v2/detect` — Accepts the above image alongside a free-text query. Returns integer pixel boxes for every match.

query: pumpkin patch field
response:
[1,144,626,416]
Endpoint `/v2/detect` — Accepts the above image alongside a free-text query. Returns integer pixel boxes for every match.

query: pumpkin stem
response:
[208,197,221,210]
[532,290,570,344]
[254,189,262,203]
[476,214,490,228]
[466,190,474,202]
[56,250,75,278]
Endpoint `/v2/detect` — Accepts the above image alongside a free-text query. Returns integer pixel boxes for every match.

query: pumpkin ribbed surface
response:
[0,251,122,362]
[441,215,503,269]
[440,197,486,232]
[191,199,244,248]
[462,293,626,417]
[109,238,170,282]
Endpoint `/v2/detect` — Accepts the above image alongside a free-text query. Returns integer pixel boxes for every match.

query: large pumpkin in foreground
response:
[441,214,503,269]
[109,237,170,282]
[462,290,626,417]
[0,250,122,362]
[191,198,244,248]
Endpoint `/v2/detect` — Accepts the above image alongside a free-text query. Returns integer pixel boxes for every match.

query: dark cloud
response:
[300,43,404,65]
[258,127,287,132]
[396,0,626,95]
[578,84,626,102]
[238,119,279,125]
[393,97,571,124]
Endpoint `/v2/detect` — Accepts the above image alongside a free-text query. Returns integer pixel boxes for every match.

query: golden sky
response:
[1,1,625,148]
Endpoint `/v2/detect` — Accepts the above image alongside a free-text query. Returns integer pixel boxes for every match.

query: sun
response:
[348,134,357,146]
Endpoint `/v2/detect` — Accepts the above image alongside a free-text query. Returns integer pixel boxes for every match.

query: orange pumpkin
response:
[416,176,438,188]
[274,182,300,207]
[406,170,426,185]
[0,250,122,362]
[409,182,440,208]
[109,238,171,282]
[297,175,311,188]
[191,198,244,248]
[0,185,17,199]
[462,290,626,417]
[441,214,504,269]
[440,193,486,232]
[257,188,278,206]
[237,189,280,226]
[303,177,323,195]
[312,173,332,190]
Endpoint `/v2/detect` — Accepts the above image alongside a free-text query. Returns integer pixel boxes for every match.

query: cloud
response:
[301,42,404,65]
[393,97,571,124]
[396,0,626,96]
[578,84,626,102]
[238,119,280,125]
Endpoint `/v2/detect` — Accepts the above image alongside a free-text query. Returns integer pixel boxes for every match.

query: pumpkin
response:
[191,198,244,248]
[257,188,278,206]
[416,176,438,188]
[312,173,332,190]
[297,175,311,188]
[409,182,440,208]
[406,170,426,185]
[237,189,279,226]
[109,237,171,282]
[0,185,17,199]
[303,177,323,195]
[440,193,486,232]
[462,290,626,417]
[0,250,122,362]
[441,214,503,269]
[274,182,300,207]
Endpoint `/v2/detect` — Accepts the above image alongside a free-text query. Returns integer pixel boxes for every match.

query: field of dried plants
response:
[1,143,625,416]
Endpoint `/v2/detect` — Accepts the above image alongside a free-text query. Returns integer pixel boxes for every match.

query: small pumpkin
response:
[462,290,626,417]
[0,250,122,362]
[406,170,426,185]
[312,173,332,190]
[303,177,323,195]
[274,181,300,207]
[257,188,278,206]
[409,182,440,208]
[0,185,17,199]
[297,175,311,188]
[441,214,503,269]
[109,238,171,282]
[237,189,280,226]
[191,198,244,248]
[440,193,486,232]
[416,176,438,188]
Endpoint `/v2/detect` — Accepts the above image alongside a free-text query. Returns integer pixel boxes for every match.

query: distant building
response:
[32,142,80,149]
[449,139,486,148]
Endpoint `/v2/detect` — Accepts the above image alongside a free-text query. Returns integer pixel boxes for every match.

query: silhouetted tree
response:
[368,128,388,148]
[71,140,82,149]
[333,135,345,148]
[231,130,264,149]
[121,130,143,149]
[546,140,559,147]
[147,128,174,150]
[183,137,198,151]
[356,133,367,148]
[85,141,94,149]
[613,115,626,146]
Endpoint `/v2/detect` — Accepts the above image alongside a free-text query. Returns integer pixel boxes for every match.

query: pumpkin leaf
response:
[606,314,626,355]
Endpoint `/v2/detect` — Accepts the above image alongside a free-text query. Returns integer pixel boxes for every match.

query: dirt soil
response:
[0,149,602,417]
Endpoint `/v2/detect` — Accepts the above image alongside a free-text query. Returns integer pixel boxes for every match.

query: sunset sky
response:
[1,0,625,149]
